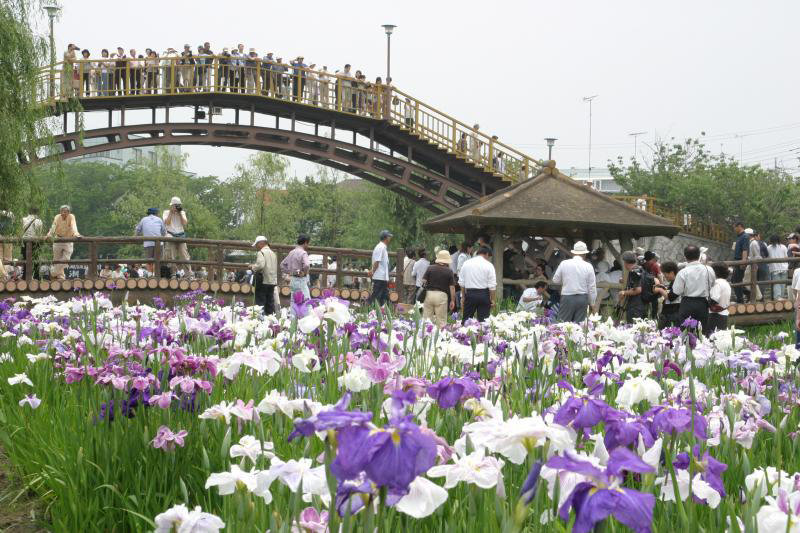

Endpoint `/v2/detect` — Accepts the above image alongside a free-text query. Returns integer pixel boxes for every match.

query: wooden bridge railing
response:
[615,195,730,243]
[37,57,543,183]
[0,236,407,302]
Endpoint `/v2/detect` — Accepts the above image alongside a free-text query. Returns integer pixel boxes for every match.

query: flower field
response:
[1,291,799,532]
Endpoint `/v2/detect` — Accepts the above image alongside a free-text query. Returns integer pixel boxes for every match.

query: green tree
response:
[608,137,800,237]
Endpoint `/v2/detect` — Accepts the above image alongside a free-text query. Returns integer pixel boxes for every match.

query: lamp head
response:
[545,137,558,148]
[382,24,397,35]
[43,2,60,18]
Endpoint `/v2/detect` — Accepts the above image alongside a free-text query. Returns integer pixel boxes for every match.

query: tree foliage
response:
[608,137,800,237]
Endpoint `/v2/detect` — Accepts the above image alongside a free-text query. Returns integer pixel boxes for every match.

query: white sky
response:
[47,0,800,178]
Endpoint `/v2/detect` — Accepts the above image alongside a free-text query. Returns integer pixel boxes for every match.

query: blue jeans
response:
[771,270,787,300]
[289,275,310,300]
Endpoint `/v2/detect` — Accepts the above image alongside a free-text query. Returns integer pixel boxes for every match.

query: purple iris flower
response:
[604,418,655,451]
[362,415,437,492]
[521,461,543,504]
[553,397,616,431]
[548,448,656,533]
[426,376,481,409]
[291,291,310,317]
[288,393,372,441]
[650,407,707,440]
[673,446,727,498]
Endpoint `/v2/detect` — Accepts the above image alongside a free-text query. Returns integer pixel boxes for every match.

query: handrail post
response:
[750,259,758,300]
[78,61,84,98]
[395,248,404,303]
[382,85,392,121]
[170,58,176,95]
[216,244,224,283]
[336,253,343,289]
[488,137,495,171]
[125,59,130,96]
[154,239,162,279]
[88,241,97,279]
[336,77,342,112]
[24,241,33,282]
[451,118,457,153]
[414,102,419,133]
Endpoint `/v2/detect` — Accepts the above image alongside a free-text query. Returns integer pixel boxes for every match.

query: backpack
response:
[640,270,657,303]
[759,240,769,259]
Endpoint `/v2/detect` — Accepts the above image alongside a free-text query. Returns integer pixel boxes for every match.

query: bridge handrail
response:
[614,195,730,242]
[0,235,407,298]
[37,57,543,183]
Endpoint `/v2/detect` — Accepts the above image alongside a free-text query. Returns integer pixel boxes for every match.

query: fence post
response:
[216,244,224,283]
[24,242,33,282]
[153,240,162,279]
[88,241,98,279]
[396,248,405,303]
[750,259,758,301]
[336,253,343,289]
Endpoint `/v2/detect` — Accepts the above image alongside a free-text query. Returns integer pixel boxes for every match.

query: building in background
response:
[566,168,622,193]
[67,136,182,167]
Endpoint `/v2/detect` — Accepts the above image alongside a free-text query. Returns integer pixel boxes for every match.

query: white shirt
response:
[517,288,543,312]
[672,261,715,298]
[371,241,390,281]
[456,252,469,274]
[792,268,800,292]
[767,244,788,272]
[163,210,186,235]
[21,215,43,237]
[458,256,497,290]
[412,258,430,287]
[709,278,731,316]
[450,251,461,273]
[327,261,337,288]
[552,256,597,304]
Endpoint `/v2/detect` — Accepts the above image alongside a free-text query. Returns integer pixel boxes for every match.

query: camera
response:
[175,205,182,211]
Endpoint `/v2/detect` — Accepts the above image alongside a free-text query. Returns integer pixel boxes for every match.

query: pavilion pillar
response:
[492,230,504,299]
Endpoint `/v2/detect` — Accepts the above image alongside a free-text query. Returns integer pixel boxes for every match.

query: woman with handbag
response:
[421,250,456,328]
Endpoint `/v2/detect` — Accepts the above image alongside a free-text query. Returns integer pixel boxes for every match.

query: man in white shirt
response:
[163,197,190,278]
[412,249,430,290]
[249,235,277,316]
[402,248,417,304]
[458,246,497,323]
[672,245,716,334]
[517,280,548,313]
[368,230,392,306]
[708,263,732,333]
[551,241,597,323]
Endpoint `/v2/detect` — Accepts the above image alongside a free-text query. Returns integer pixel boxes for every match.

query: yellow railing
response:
[37,57,543,183]
[615,195,730,242]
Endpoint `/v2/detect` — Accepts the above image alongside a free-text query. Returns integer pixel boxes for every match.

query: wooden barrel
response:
[209,281,220,292]
[29,280,39,292]
[179,280,190,291]
[126,279,137,290]
[765,301,775,312]
[104,279,115,290]
[736,304,747,314]
[340,288,351,299]
[168,279,179,290]
[230,282,240,293]
[116,279,127,289]
[240,283,251,294]
[333,289,340,298]
[755,303,765,313]
[39,281,50,291]
[158,278,169,289]
[189,280,200,291]
[783,300,794,312]
[310,287,321,298]
[50,281,61,291]
[62,280,72,291]
[93,279,104,290]
[280,286,291,296]
[137,278,147,289]
[146,278,156,289]
[727,305,737,315]
[16,280,27,292]
[359,290,369,300]
[745,304,756,314]
[83,280,93,290]
[389,291,399,302]
[220,282,231,292]
[200,281,210,291]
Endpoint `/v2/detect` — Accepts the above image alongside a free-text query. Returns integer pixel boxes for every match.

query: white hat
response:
[252,235,268,246]
[700,246,708,253]
[170,197,182,206]
[435,249,452,265]
[570,241,590,255]
[744,228,754,235]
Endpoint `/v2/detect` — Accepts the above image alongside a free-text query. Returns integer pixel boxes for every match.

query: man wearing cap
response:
[281,234,311,301]
[135,208,166,275]
[246,48,259,94]
[368,230,392,306]
[618,251,647,323]
[744,228,762,301]
[163,198,190,278]
[250,236,277,316]
[291,56,307,102]
[46,205,81,281]
[458,246,497,323]
[551,241,597,323]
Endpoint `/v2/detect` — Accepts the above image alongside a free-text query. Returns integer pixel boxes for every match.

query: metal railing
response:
[615,195,730,242]
[37,57,543,183]
[0,236,407,301]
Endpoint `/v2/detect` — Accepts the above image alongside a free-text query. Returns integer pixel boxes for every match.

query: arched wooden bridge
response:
[33,58,542,213]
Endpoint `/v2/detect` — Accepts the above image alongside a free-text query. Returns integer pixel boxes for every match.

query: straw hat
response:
[435,250,452,265]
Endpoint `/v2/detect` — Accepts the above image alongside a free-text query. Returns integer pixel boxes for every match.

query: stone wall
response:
[634,233,732,263]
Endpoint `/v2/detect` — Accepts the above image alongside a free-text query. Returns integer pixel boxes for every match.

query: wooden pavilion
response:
[423,163,680,294]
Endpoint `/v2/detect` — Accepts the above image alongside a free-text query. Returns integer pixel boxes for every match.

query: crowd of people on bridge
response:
[59,43,393,117]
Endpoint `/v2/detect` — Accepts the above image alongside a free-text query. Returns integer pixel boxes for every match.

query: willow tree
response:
[0,0,49,217]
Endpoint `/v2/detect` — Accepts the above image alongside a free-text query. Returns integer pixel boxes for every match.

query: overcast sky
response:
[46,0,800,178]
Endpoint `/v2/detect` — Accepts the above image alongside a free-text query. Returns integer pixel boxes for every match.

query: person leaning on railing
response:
[46,205,81,281]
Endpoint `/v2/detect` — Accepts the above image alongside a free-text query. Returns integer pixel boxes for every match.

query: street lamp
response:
[381,24,396,81]
[43,2,60,100]
[544,137,557,160]
[583,95,598,175]
[629,131,647,160]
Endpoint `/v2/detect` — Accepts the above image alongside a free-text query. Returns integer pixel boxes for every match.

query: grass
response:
[0,448,47,533]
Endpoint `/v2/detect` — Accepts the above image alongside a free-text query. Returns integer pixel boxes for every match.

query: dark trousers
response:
[626,304,647,324]
[369,279,389,306]
[463,288,491,323]
[678,296,709,335]
[115,67,127,95]
[658,304,680,329]
[732,266,745,302]
[707,313,727,333]
[254,273,276,316]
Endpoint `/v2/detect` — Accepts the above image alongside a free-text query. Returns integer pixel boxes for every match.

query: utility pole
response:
[381,25,396,81]
[583,95,598,175]
[629,131,647,160]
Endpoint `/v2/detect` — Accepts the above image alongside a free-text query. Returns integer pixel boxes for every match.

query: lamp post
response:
[381,24,396,81]
[544,137,557,160]
[44,2,60,100]
[629,131,647,160]
[582,95,598,175]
